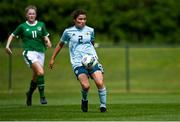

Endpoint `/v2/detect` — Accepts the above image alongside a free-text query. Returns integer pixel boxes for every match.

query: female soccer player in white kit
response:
[49,9,107,112]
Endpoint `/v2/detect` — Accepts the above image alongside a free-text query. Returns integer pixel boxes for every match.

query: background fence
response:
[0,46,180,93]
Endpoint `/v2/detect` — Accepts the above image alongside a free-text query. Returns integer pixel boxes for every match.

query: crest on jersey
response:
[37,27,42,31]
[86,32,89,35]
[26,28,29,31]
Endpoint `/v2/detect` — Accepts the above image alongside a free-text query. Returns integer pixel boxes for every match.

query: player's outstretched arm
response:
[44,36,52,48]
[5,34,15,55]
[49,41,64,69]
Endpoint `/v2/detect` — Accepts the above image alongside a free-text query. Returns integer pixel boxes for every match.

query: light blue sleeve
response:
[91,28,95,42]
[60,29,69,43]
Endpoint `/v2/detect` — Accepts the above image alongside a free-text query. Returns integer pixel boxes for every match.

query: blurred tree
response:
[0,0,180,45]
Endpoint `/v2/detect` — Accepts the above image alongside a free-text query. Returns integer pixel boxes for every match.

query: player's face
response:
[26,9,36,24]
[74,14,86,29]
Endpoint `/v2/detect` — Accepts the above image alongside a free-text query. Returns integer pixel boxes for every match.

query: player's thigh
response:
[22,51,45,67]
[31,62,44,76]
[78,74,90,90]
[74,66,90,89]
[91,71,104,88]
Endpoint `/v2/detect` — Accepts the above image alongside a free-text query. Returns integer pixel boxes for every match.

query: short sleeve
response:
[91,28,95,42]
[12,24,23,37]
[41,22,49,37]
[60,29,69,43]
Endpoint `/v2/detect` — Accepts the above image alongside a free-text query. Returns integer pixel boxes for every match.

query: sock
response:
[28,80,37,95]
[98,87,107,108]
[37,75,45,98]
[81,89,88,101]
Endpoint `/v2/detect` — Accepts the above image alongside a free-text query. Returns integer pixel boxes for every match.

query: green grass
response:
[0,93,180,120]
[0,47,180,120]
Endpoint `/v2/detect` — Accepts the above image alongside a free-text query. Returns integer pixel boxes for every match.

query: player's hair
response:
[71,9,87,20]
[25,5,37,14]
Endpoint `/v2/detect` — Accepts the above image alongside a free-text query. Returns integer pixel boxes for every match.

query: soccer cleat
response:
[81,100,88,112]
[40,97,47,104]
[26,92,32,106]
[100,107,107,112]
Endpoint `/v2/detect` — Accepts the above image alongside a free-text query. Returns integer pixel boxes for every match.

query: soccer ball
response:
[81,55,97,69]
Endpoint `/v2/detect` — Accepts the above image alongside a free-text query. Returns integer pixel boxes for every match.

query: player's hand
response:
[46,41,52,48]
[44,36,52,48]
[49,59,54,69]
[5,47,12,55]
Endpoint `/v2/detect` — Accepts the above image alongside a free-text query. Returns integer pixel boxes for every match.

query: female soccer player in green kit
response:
[5,5,52,106]
[49,9,107,112]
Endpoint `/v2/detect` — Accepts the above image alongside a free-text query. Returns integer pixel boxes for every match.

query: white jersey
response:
[60,25,98,69]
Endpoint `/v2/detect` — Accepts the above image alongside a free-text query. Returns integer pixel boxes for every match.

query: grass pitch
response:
[0,47,180,120]
[0,93,180,120]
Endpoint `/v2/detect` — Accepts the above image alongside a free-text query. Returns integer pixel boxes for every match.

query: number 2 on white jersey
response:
[78,35,83,43]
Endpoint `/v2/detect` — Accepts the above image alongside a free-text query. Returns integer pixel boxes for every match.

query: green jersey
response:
[12,21,49,52]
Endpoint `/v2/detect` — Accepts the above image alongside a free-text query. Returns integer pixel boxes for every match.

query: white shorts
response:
[22,50,45,67]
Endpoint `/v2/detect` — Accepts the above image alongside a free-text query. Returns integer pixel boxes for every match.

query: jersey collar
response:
[26,20,38,26]
[74,25,85,30]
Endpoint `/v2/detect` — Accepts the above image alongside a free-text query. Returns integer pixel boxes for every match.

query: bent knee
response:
[96,81,105,89]
[36,70,44,76]
[82,84,90,91]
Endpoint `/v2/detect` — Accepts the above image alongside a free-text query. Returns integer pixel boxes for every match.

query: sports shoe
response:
[100,107,107,112]
[81,100,88,112]
[26,92,32,106]
[40,97,47,104]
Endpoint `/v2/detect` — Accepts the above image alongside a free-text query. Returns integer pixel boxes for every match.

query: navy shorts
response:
[74,63,104,79]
